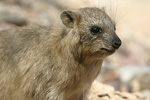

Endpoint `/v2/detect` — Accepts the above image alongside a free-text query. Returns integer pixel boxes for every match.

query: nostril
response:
[113,41,122,49]
[115,42,121,46]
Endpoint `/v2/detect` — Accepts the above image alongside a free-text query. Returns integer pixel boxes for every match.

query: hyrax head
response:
[61,7,121,59]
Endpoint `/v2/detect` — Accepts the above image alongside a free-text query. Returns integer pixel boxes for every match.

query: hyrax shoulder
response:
[0,7,121,100]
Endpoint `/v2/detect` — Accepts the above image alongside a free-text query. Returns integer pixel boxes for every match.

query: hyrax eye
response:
[90,26,102,35]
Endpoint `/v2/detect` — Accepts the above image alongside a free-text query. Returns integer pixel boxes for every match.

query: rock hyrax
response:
[0,7,121,100]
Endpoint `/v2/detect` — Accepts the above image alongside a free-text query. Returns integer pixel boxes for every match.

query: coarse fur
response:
[0,7,121,100]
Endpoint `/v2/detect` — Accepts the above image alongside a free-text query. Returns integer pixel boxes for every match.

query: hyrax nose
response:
[112,38,122,49]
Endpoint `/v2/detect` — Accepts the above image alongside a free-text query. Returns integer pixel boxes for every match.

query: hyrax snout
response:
[0,7,121,100]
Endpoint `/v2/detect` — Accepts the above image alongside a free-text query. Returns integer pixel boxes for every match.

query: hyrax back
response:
[0,7,121,100]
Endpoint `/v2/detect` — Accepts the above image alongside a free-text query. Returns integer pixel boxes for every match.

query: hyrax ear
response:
[60,10,80,28]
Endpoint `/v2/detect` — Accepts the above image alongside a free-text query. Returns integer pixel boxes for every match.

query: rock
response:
[0,13,27,26]
[88,81,148,100]
[118,66,150,92]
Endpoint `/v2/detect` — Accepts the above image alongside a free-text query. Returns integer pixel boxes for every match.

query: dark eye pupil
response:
[91,26,102,35]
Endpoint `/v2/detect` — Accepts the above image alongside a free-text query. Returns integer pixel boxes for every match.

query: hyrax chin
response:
[0,7,121,100]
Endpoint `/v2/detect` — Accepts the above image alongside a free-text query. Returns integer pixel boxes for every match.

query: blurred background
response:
[0,0,150,97]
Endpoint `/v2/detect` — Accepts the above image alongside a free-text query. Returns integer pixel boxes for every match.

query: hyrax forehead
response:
[78,7,115,30]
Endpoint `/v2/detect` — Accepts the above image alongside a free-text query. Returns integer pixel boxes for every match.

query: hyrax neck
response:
[48,26,104,99]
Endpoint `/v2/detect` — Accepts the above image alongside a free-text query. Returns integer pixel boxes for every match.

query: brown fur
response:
[0,7,121,100]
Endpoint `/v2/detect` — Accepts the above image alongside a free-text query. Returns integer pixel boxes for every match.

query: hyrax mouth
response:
[101,48,115,53]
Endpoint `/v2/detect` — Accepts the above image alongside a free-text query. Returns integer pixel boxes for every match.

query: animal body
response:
[0,7,121,100]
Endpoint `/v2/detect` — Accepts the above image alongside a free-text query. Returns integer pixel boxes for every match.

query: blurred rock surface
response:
[88,81,148,100]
